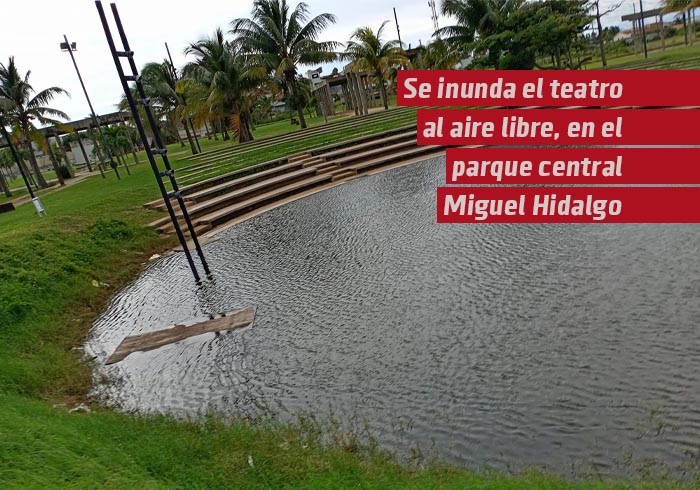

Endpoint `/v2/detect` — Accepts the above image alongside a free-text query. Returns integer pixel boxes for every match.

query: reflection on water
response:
[86,156,700,476]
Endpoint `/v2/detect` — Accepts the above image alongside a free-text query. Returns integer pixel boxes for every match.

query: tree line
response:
[2,0,697,197]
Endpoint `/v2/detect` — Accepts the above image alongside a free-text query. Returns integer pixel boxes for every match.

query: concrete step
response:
[186,161,303,203]
[331,139,418,168]
[301,157,326,168]
[312,161,336,171]
[320,130,416,161]
[195,173,334,228]
[331,170,357,182]
[315,165,340,175]
[179,157,288,192]
[159,220,213,236]
[288,152,312,163]
[345,145,445,175]
[168,166,320,222]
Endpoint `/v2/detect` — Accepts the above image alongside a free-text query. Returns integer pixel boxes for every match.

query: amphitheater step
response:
[301,157,327,168]
[315,165,340,175]
[331,170,357,181]
[288,152,312,163]
[194,173,334,228]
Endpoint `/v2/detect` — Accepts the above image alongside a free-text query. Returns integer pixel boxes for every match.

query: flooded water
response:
[87,156,700,477]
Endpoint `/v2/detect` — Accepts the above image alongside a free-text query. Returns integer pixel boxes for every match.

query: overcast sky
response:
[0,0,657,121]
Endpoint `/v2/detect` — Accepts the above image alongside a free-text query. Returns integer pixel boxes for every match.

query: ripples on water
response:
[86,156,700,477]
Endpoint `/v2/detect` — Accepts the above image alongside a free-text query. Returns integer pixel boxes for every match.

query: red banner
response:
[417,109,699,145]
[446,148,700,184]
[398,70,700,107]
[437,187,700,223]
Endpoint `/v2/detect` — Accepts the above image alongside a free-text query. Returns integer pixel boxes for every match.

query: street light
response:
[60,35,120,180]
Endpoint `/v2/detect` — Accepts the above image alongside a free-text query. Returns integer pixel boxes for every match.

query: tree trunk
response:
[287,74,307,129]
[238,114,253,143]
[221,118,230,141]
[690,9,695,45]
[120,148,131,175]
[57,136,74,178]
[21,159,36,187]
[23,139,48,188]
[0,167,11,197]
[44,136,65,186]
[88,127,107,174]
[596,3,607,67]
[6,164,16,181]
[661,17,666,50]
[378,74,389,110]
[189,118,202,153]
[75,133,94,174]
[182,120,199,155]
[204,121,212,140]
[0,125,32,194]
[131,146,139,165]
[684,12,689,45]
[245,109,255,141]
[171,117,185,147]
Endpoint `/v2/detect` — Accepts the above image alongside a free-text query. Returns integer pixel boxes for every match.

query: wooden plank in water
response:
[105,307,256,365]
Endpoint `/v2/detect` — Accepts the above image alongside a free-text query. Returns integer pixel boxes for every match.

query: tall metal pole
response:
[639,0,648,59]
[393,8,402,48]
[62,35,120,179]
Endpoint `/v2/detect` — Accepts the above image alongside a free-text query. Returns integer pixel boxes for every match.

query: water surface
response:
[87,156,700,476]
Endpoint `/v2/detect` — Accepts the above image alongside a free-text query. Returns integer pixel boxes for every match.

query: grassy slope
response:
[1,108,698,487]
[584,41,700,69]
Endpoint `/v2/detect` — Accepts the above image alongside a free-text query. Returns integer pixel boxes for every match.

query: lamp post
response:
[60,35,119,180]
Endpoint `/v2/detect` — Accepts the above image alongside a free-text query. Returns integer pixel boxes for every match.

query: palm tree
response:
[0,97,14,197]
[663,0,700,45]
[436,0,524,61]
[183,28,264,143]
[423,38,461,69]
[141,61,199,154]
[0,57,69,188]
[231,0,339,129]
[343,21,407,111]
[179,79,224,141]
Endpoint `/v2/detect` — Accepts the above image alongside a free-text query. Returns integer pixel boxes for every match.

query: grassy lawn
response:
[6,395,694,490]
[584,39,700,69]
[251,112,352,139]
[1,97,699,488]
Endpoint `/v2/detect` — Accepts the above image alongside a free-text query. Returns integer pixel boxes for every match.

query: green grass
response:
[584,40,700,69]
[2,393,696,489]
[5,169,58,189]
[1,98,699,488]
[178,108,418,183]
[251,112,352,139]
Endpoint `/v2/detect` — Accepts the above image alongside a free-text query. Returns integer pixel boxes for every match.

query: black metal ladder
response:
[95,1,211,283]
